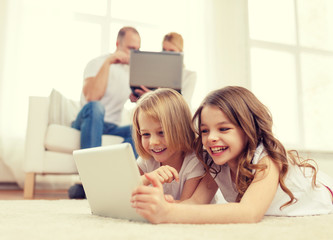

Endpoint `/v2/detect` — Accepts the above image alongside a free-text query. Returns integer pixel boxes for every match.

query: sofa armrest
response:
[24,96,49,173]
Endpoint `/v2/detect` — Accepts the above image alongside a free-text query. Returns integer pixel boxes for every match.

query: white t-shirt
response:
[137,152,205,200]
[211,143,333,216]
[81,54,131,125]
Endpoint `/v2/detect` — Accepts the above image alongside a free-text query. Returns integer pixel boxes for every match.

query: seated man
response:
[69,26,141,199]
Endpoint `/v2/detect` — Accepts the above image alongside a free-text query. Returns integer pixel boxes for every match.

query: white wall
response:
[207,0,250,90]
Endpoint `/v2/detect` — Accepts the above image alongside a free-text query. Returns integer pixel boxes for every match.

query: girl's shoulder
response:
[183,151,200,163]
[252,143,268,165]
[181,152,203,169]
[137,156,159,172]
[180,152,205,177]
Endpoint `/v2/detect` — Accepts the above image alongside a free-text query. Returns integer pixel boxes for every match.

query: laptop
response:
[129,50,183,97]
[73,143,146,222]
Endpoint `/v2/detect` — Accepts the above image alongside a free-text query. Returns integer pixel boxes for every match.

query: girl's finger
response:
[166,166,179,182]
[145,172,163,190]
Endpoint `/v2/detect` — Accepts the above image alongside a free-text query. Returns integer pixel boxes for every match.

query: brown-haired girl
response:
[131,86,333,224]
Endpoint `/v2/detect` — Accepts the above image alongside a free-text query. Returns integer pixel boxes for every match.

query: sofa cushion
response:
[48,89,80,126]
[44,124,124,154]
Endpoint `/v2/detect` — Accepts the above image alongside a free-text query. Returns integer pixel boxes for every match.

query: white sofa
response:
[23,90,125,199]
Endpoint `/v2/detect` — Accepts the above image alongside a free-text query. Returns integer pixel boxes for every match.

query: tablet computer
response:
[129,50,183,97]
[73,143,146,222]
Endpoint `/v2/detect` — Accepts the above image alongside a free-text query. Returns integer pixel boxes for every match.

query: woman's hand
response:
[134,85,151,98]
[129,85,151,102]
[131,173,173,223]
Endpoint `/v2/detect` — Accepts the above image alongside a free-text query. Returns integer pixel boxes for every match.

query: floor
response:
[0,183,68,200]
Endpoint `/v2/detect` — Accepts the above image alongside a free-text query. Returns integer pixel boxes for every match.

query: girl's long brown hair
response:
[193,86,317,208]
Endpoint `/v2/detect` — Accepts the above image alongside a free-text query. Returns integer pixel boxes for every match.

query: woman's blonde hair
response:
[193,86,317,208]
[163,32,184,52]
[133,88,195,159]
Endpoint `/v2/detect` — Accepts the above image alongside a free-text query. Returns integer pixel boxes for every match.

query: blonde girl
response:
[132,88,204,201]
[131,86,333,224]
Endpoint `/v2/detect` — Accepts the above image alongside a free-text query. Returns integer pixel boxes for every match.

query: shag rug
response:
[0,200,332,240]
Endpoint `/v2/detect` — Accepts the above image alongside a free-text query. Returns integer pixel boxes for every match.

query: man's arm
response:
[83,50,130,101]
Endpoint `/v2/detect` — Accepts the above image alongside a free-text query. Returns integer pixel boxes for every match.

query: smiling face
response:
[200,105,248,172]
[138,112,182,165]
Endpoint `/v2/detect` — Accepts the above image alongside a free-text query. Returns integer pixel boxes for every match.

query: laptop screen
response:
[129,50,183,96]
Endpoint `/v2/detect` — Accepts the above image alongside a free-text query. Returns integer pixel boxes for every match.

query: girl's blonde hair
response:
[193,86,317,208]
[163,32,184,52]
[133,88,195,159]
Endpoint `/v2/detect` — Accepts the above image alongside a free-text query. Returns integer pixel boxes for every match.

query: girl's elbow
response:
[248,215,263,223]
[238,206,265,223]
[245,211,264,223]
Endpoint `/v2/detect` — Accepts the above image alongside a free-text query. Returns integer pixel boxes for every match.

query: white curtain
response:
[0,0,91,185]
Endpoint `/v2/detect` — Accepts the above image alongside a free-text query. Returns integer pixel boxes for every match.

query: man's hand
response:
[108,50,130,65]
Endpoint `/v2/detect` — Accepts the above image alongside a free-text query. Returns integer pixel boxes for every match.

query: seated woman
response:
[131,32,197,109]
[162,32,196,109]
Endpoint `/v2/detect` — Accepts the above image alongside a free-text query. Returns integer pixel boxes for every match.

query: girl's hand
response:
[131,173,172,223]
[153,165,179,184]
[164,194,175,203]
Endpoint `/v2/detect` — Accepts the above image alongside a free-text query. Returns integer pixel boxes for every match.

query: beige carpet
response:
[0,200,332,240]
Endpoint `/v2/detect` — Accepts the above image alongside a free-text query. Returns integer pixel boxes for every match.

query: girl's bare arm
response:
[132,156,280,224]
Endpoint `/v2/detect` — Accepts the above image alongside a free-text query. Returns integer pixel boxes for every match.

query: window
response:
[70,0,197,99]
[248,0,333,152]
[2,0,207,138]
[6,0,206,100]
